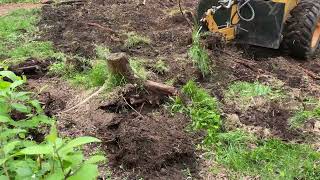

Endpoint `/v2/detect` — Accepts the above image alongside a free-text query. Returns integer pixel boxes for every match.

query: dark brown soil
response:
[96,112,198,179]
[240,102,299,140]
[9,58,52,79]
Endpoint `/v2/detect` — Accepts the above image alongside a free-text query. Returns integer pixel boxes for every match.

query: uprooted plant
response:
[0,71,105,179]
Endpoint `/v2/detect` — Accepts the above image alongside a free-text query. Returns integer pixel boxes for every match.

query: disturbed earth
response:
[11,0,320,179]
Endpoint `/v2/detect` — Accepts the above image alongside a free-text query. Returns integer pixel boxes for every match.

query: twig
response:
[87,23,120,42]
[121,95,144,117]
[87,23,116,34]
[59,84,107,114]
[178,0,192,28]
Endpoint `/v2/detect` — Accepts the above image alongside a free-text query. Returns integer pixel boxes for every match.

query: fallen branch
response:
[59,84,107,114]
[87,23,120,42]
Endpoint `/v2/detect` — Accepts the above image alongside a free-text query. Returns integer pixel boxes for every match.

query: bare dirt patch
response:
[0,3,41,16]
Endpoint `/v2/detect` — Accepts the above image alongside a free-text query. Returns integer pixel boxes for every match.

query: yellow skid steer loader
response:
[197,0,320,59]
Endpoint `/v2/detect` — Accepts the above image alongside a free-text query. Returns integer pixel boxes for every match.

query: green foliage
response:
[214,132,320,179]
[0,9,58,65]
[169,80,221,145]
[188,30,211,76]
[95,45,110,60]
[124,32,151,48]
[129,58,148,80]
[153,59,169,74]
[70,61,110,88]
[0,71,105,179]
[70,60,126,89]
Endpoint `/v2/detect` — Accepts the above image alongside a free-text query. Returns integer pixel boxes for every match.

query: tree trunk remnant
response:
[106,53,177,96]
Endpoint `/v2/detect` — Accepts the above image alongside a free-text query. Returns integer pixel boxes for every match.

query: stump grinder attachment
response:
[197,0,320,59]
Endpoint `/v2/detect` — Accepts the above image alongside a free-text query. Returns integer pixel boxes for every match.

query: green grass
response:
[129,58,148,80]
[0,0,38,3]
[289,100,320,129]
[69,60,125,89]
[224,81,283,110]
[170,80,221,145]
[124,32,151,49]
[0,9,58,66]
[188,30,211,76]
[214,131,320,179]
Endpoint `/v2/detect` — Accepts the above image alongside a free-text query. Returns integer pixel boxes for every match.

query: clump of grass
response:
[153,59,169,74]
[0,9,58,65]
[124,32,151,48]
[95,44,110,59]
[214,132,320,179]
[170,80,221,145]
[224,81,282,110]
[70,61,109,88]
[129,58,148,80]
[188,30,211,76]
[289,101,320,128]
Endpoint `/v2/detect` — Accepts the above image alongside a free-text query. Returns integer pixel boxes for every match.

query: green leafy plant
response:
[169,80,221,145]
[0,71,106,179]
[188,29,211,76]
[124,32,151,48]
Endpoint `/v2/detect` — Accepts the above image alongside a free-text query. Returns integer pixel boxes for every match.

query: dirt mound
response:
[95,112,197,179]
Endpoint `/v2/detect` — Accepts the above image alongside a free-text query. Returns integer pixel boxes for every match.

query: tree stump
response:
[106,53,135,81]
[106,53,177,96]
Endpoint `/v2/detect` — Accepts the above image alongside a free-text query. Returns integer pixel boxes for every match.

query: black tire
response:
[282,0,320,59]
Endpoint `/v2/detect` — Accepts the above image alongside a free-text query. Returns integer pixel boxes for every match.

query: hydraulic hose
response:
[237,0,255,22]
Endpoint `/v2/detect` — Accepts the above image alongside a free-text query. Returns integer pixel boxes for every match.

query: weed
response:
[124,32,151,48]
[169,80,221,145]
[214,132,320,179]
[153,59,169,74]
[0,9,59,65]
[0,71,106,179]
[129,58,148,80]
[188,29,211,76]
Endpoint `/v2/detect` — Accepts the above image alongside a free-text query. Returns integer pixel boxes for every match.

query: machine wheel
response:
[282,0,320,59]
